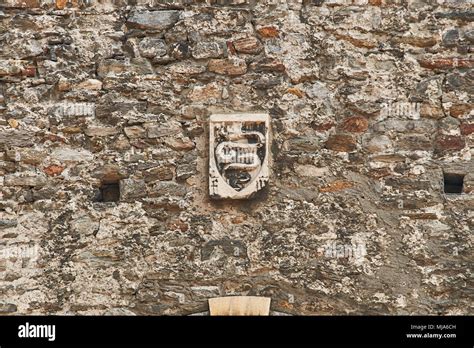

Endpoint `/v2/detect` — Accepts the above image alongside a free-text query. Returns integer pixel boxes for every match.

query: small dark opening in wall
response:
[99,181,120,202]
[443,173,464,194]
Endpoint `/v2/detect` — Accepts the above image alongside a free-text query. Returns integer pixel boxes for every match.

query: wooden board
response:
[208,296,271,316]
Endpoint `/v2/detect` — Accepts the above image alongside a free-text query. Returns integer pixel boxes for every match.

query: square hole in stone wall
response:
[443,173,464,194]
[99,182,120,202]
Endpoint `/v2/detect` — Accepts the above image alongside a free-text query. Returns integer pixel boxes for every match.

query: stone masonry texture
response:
[0,0,473,315]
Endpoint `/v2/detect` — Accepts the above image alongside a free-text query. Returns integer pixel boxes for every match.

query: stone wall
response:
[0,0,472,315]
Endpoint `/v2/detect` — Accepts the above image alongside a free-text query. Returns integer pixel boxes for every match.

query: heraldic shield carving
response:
[209,113,270,199]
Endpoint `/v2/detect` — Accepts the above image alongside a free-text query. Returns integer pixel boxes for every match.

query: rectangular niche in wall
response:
[443,173,465,194]
[100,181,120,202]
[209,113,269,199]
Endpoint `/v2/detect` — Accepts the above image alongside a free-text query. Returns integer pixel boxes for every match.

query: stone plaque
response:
[208,296,271,316]
[209,113,269,199]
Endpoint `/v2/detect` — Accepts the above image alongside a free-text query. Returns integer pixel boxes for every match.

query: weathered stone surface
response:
[434,11,474,21]
[319,180,354,193]
[144,165,174,182]
[51,148,93,162]
[127,10,181,31]
[435,135,466,154]
[176,162,195,180]
[340,116,369,133]
[287,87,305,98]
[124,126,146,139]
[393,36,437,48]
[295,164,328,178]
[92,165,128,183]
[251,58,286,73]
[404,213,438,220]
[19,149,46,165]
[4,173,47,187]
[364,135,392,153]
[0,302,17,313]
[85,127,120,137]
[8,119,19,128]
[188,82,222,102]
[460,123,474,136]
[442,29,459,47]
[169,62,206,75]
[397,135,433,151]
[43,165,64,177]
[150,181,186,197]
[325,134,357,152]
[449,104,472,118]
[385,177,431,191]
[333,32,377,49]
[418,57,474,70]
[0,60,26,76]
[373,119,437,133]
[76,79,103,91]
[147,123,181,139]
[420,103,445,119]
[0,219,18,229]
[208,58,247,76]
[286,136,321,153]
[233,37,262,54]
[192,41,225,59]
[97,58,153,78]
[463,29,474,43]
[119,178,147,200]
[138,38,168,58]
[164,137,195,151]
[257,26,279,38]
[0,131,34,149]
[97,60,129,78]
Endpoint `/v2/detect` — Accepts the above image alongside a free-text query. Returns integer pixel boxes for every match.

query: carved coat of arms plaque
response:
[209,113,270,199]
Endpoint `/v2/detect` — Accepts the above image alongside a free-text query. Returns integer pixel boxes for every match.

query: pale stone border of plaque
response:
[208,296,271,316]
[209,113,270,199]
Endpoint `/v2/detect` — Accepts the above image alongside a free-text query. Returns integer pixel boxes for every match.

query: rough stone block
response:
[138,38,168,58]
[340,116,369,133]
[325,134,357,152]
[0,219,18,229]
[435,135,466,154]
[120,178,147,201]
[208,58,247,76]
[43,165,65,177]
[126,10,181,31]
[51,148,93,162]
[460,123,474,136]
[150,181,187,197]
[0,60,26,76]
[233,37,262,54]
[0,302,17,313]
[257,26,279,38]
[144,165,174,182]
[418,57,474,70]
[4,173,47,187]
[192,41,225,59]
[286,136,321,153]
